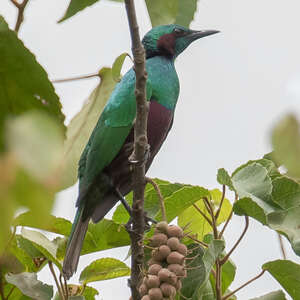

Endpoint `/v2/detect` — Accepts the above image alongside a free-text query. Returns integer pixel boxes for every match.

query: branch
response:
[193,203,213,227]
[52,73,100,84]
[10,0,30,33]
[215,185,226,220]
[146,177,166,222]
[277,233,287,260]
[48,262,65,300]
[222,269,266,300]
[220,216,249,265]
[124,1,148,300]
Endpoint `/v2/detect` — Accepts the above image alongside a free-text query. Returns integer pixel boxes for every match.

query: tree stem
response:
[10,0,30,33]
[52,73,99,83]
[222,270,266,300]
[48,262,65,300]
[124,0,148,299]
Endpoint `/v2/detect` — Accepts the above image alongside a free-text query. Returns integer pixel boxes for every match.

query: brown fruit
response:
[167,225,183,238]
[150,233,168,247]
[148,264,163,275]
[177,243,188,256]
[176,280,182,290]
[141,296,151,300]
[167,251,185,265]
[155,221,169,234]
[167,237,180,251]
[158,268,177,286]
[139,284,148,296]
[148,258,162,266]
[148,287,163,300]
[160,283,177,297]
[146,275,160,288]
[167,264,185,276]
[152,245,171,261]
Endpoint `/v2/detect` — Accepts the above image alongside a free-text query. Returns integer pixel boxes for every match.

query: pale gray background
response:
[1,0,300,299]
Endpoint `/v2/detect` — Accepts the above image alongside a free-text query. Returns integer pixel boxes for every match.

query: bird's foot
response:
[125,212,157,233]
[128,144,150,166]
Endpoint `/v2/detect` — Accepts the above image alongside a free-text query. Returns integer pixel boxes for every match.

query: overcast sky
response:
[1,0,300,299]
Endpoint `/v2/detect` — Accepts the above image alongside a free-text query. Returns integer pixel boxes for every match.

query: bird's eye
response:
[173,28,184,35]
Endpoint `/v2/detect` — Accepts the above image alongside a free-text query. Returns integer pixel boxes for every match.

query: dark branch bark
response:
[124,1,148,299]
[10,0,30,33]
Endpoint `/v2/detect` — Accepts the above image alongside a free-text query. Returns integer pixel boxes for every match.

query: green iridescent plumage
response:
[63,24,219,279]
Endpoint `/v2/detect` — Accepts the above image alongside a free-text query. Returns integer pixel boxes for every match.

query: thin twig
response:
[52,73,99,83]
[220,216,249,265]
[222,269,266,300]
[277,233,287,260]
[203,197,218,239]
[215,185,226,220]
[6,286,15,300]
[186,234,208,248]
[146,177,166,222]
[218,209,233,238]
[48,262,65,300]
[193,203,213,226]
[59,273,68,299]
[124,0,148,299]
[215,260,222,300]
[218,192,239,239]
[10,0,30,33]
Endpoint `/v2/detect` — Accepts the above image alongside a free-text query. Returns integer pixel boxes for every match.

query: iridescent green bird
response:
[63,24,218,279]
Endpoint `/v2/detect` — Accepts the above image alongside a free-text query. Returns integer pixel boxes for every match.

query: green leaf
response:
[79,258,130,284]
[112,53,130,82]
[0,17,65,151]
[268,206,300,256]
[61,68,116,189]
[3,283,32,300]
[233,197,268,225]
[5,272,53,300]
[14,212,72,236]
[113,179,184,224]
[145,0,198,28]
[272,114,300,179]
[263,260,300,300]
[271,176,300,209]
[6,111,64,186]
[180,240,225,299]
[217,168,234,191]
[59,0,100,22]
[250,290,287,300]
[82,286,99,300]
[178,189,232,240]
[21,228,62,269]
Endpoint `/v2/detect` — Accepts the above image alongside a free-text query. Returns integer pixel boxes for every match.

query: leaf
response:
[0,157,55,251]
[268,206,300,256]
[5,272,53,300]
[178,189,232,240]
[61,67,116,189]
[271,176,300,209]
[14,212,72,236]
[113,179,185,224]
[250,290,287,300]
[82,286,99,300]
[59,0,100,22]
[180,240,224,299]
[145,0,198,28]
[21,228,61,269]
[217,168,234,191]
[263,260,300,300]
[3,283,32,300]
[6,111,64,187]
[79,258,130,284]
[0,17,65,151]
[112,53,130,82]
[272,114,300,179]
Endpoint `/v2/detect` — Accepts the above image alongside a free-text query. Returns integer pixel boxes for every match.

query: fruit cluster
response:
[140,222,187,300]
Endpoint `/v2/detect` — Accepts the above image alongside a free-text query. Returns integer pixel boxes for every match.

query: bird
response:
[62,24,219,279]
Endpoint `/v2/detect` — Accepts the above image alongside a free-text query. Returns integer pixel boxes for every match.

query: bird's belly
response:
[105,100,173,195]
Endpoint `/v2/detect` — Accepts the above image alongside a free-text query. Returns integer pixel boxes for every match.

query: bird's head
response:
[142,24,219,59]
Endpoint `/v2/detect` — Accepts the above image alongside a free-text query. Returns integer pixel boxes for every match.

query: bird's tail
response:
[62,206,89,279]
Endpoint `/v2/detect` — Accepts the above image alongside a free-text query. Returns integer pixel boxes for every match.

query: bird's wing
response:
[78,69,152,202]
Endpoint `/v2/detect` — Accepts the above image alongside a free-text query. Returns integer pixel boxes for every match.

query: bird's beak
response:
[188,30,220,41]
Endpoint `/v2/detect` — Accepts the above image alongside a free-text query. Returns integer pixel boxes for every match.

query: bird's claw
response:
[128,145,150,166]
